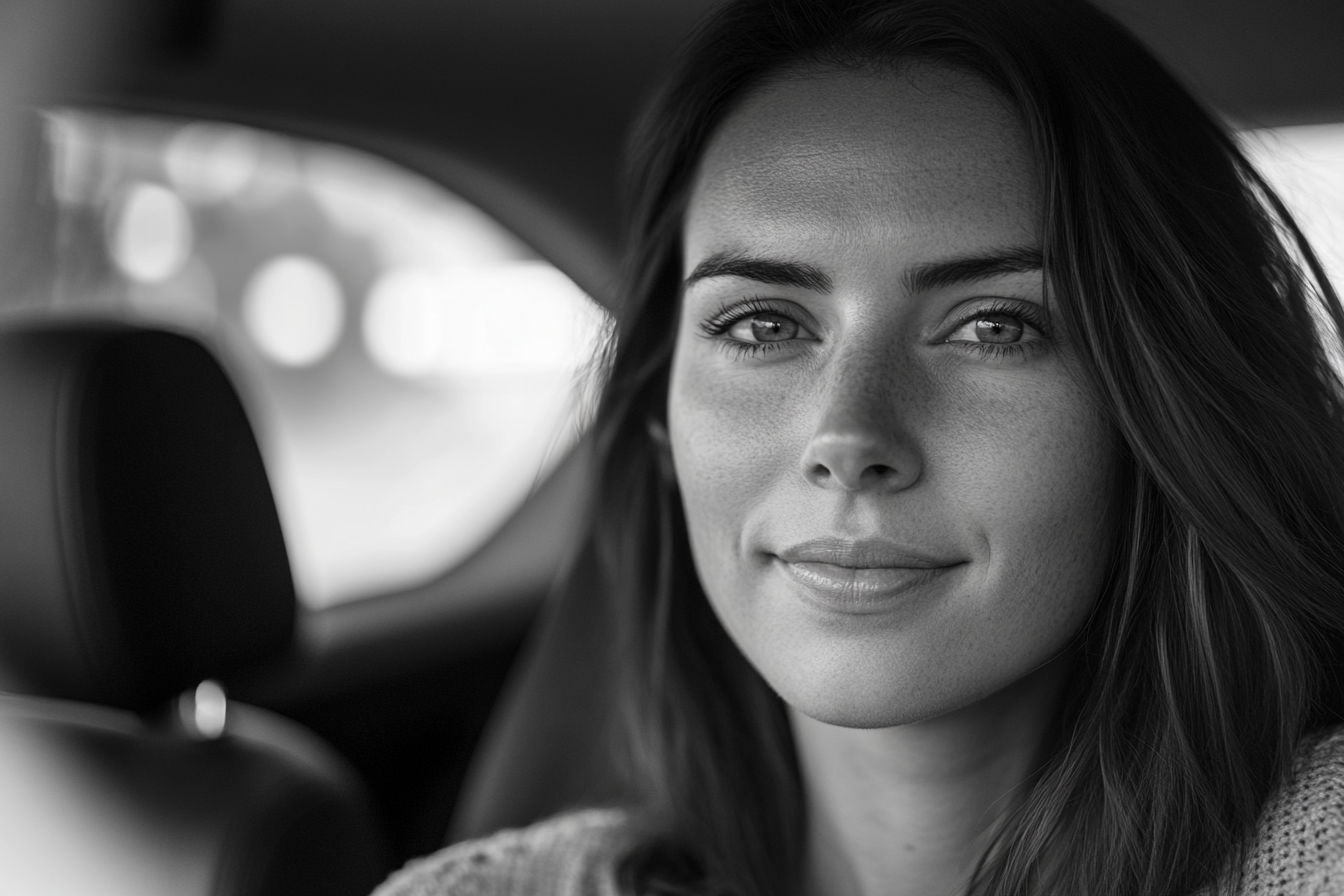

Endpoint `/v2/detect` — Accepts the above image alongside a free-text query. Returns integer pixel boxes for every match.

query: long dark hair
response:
[583,1,1344,893]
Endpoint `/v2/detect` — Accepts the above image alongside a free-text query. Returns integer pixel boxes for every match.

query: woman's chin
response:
[763,655,959,731]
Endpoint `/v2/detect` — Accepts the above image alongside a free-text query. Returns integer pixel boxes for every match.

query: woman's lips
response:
[772,539,964,612]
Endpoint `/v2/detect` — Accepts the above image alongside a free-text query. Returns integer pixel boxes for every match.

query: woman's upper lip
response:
[774,538,962,569]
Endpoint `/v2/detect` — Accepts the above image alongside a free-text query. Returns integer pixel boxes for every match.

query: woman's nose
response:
[800,381,921,493]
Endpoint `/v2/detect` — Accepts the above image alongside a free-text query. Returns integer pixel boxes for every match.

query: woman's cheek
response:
[669,355,792,505]
[667,352,797,604]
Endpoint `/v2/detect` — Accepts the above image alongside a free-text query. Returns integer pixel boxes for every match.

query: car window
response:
[1242,123,1344,368]
[38,111,611,608]
[1241,122,1344,289]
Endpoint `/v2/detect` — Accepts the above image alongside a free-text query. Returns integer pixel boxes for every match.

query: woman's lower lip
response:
[775,558,958,612]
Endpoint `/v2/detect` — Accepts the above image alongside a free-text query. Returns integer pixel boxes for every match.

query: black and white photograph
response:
[0,1,1341,894]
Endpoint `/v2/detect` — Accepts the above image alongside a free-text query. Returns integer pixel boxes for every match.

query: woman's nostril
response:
[801,434,921,491]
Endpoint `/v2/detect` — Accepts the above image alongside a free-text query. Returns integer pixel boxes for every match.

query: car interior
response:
[0,0,1340,893]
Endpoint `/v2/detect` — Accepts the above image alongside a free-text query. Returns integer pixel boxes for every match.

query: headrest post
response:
[174,679,228,740]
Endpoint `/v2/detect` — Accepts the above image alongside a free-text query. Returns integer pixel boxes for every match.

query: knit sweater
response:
[373,728,1344,896]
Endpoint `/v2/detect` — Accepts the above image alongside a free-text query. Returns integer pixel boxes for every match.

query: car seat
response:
[0,321,386,896]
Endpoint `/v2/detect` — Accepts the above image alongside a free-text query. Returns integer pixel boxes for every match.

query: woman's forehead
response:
[684,66,1040,269]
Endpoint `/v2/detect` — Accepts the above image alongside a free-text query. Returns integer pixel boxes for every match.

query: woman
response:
[377,0,1344,893]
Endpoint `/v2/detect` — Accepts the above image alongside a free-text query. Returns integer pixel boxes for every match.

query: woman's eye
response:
[947,311,1036,346]
[726,311,804,344]
[696,301,817,358]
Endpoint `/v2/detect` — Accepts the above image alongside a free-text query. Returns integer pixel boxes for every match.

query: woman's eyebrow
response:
[682,246,1042,294]
[905,246,1043,294]
[683,252,832,292]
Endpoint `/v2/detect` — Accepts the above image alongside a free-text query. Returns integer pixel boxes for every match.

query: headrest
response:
[0,321,296,712]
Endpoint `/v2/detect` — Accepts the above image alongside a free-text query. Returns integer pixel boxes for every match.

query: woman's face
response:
[667,66,1117,729]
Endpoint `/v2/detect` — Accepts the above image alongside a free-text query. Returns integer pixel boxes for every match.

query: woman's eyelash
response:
[963,342,1032,360]
[944,299,1052,360]
[716,341,783,360]
[697,297,793,339]
[951,299,1051,337]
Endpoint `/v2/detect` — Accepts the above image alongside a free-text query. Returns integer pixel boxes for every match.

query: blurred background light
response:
[362,268,450,377]
[1242,122,1344,292]
[436,262,609,376]
[164,122,261,203]
[108,182,192,283]
[241,255,344,367]
[1243,122,1344,372]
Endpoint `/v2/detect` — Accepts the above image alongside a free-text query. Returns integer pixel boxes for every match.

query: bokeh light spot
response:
[241,255,344,367]
[437,262,608,375]
[165,123,261,203]
[108,182,192,283]
[362,269,450,377]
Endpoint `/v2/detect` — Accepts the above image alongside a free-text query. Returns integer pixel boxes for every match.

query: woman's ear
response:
[646,416,677,484]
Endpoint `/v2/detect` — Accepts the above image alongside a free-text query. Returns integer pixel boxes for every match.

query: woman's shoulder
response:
[371,808,633,896]
[1227,726,1344,895]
